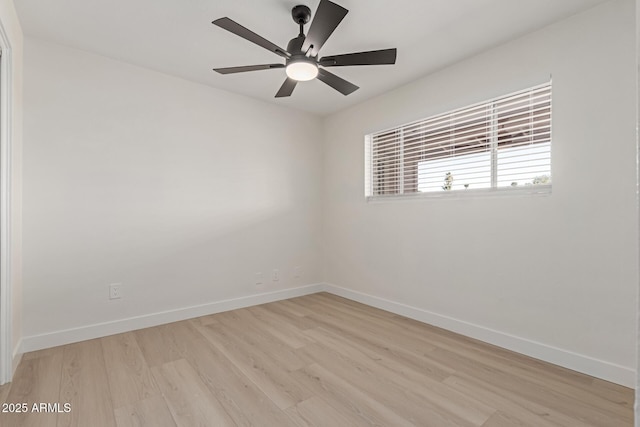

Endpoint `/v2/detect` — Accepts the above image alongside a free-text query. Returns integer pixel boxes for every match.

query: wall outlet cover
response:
[109,283,122,300]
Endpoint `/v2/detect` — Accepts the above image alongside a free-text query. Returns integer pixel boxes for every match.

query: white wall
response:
[21,39,323,346]
[323,0,637,386]
[0,0,23,378]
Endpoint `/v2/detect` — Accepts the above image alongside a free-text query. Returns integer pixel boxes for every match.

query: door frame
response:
[0,15,14,385]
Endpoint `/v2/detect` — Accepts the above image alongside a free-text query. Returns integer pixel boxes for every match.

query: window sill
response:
[366,184,552,203]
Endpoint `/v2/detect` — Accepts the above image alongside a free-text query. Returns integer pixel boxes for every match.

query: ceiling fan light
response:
[286,60,318,81]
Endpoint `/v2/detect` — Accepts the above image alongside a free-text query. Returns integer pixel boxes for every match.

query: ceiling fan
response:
[211,0,397,98]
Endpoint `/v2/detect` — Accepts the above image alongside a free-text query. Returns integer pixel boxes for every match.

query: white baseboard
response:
[18,282,634,388]
[323,283,635,388]
[20,284,326,354]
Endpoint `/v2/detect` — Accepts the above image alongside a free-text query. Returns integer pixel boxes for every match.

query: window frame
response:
[365,82,552,201]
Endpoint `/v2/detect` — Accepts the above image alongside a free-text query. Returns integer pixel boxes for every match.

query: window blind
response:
[365,82,552,198]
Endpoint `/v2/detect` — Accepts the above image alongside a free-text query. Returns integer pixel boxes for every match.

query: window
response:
[365,82,552,199]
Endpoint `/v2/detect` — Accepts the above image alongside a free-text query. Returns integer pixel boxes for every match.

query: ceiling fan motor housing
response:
[287,35,306,54]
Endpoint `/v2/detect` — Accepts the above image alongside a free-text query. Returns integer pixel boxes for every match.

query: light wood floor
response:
[0,292,633,426]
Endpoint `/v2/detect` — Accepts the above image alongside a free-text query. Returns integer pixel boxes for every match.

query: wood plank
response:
[146,320,296,426]
[389,313,598,390]
[22,346,65,362]
[443,364,625,426]
[195,321,312,410]
[292,363,415,427]
[590,377,635,407]
[205,312,309,372]
[313,292,397,320]
[151,359,235,427]
[284,396,357,427]
[481,411,530,427]
[443,375,560,427]
[260,302,319,331]
[308,302,441,357]
[101,332,159,409]
[57,339,116,427]
[430,347,632,425]
[305,310,453,381]
[184,339,296,426]
[133,321,203,368]
[244,306,315,349]
[0,348,63,427]
[313,296,633,422]
[300,327,495,426]
[114,395,176,427]
[0,381,11,405]
[273,299,316,317]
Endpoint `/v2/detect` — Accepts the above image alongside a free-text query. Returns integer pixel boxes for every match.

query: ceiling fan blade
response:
[213,64,285,74]
[275,78,298,98]
[319,48,397,67]
[213,17,289,58]
[317,69,358,96]
[301,0,348,57]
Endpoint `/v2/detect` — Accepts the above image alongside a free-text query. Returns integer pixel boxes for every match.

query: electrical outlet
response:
[255,272,264,286]
[272,269,279,281]
[109,283,122,300]
[294,266,302,278]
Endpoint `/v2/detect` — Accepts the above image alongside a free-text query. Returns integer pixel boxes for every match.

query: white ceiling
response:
[16,0,609,116]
